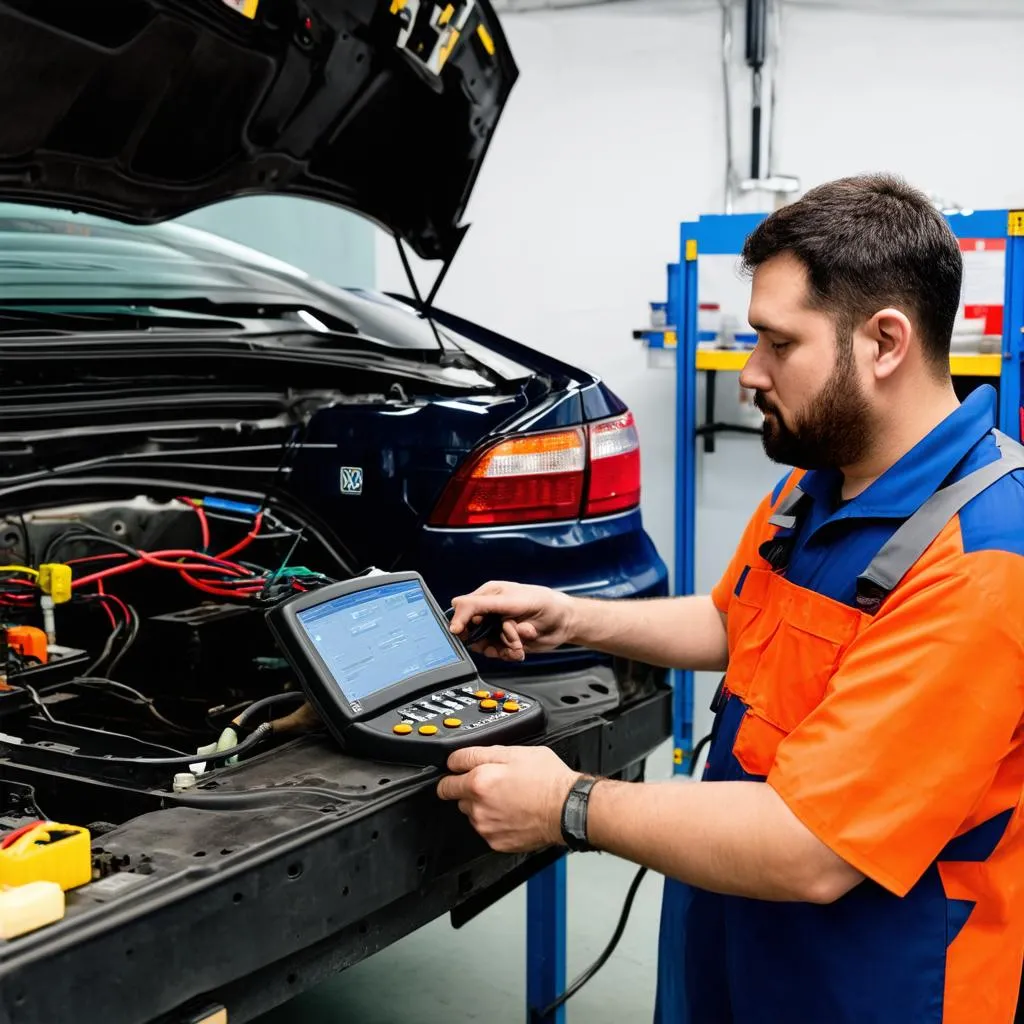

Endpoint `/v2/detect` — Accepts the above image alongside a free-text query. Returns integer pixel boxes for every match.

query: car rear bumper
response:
[416,509,668,605]
[415,508,669,678]
[0,664,671,1024]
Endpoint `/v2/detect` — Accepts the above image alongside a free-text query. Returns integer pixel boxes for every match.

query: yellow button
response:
[479,699,498,711]
[502,701,520,713]
[443,718,462,728]
[419,724,439,736]
[393,723,413,735]
[474,690,490,699]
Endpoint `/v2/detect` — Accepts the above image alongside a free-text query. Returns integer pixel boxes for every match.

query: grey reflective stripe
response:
[767,484,809,530]
[857,430,1024,604]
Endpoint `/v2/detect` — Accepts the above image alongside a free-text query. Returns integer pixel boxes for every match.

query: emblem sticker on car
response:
[340,467,364,495]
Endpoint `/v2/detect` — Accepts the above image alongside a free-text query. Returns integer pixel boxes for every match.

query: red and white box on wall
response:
[955,238,1005,353]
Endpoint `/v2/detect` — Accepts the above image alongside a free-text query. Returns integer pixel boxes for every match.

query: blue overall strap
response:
[856,430,1024,614]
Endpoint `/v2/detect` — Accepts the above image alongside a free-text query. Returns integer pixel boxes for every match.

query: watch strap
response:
[560,774,600,852]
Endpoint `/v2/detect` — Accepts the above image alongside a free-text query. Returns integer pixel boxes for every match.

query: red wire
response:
[90,594,119,630]
[216,511,264,561]
[59,511,265,599]
[177,572,263,598]
[99,591,132,628]
[72,549,256,589]
[0,821,46,849]
[177,496,210,552]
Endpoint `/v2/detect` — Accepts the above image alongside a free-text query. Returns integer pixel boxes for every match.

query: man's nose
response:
[739,343,771,393]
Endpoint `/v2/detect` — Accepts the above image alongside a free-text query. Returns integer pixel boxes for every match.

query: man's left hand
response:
[436,746,580,853]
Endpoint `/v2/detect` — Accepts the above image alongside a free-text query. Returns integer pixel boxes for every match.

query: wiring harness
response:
[0,494,338,777]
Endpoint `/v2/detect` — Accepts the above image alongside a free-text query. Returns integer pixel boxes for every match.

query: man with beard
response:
[437,174,1024,1023]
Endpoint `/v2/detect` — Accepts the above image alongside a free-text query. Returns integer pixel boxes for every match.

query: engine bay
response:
[0,493,347,800]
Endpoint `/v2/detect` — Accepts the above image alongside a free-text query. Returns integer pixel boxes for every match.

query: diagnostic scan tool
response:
[266,571,546,766]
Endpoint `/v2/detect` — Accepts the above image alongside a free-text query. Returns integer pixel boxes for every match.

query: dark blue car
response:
[0,1,670,1019]
[0,201,668,677]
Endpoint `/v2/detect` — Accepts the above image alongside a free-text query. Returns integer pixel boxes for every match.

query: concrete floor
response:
[254,432,781,1024]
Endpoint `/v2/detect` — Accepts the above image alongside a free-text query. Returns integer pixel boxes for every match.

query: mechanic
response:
[438,174,1024,1023]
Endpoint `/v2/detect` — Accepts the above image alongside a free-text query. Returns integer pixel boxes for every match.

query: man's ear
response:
[865,308,913,379]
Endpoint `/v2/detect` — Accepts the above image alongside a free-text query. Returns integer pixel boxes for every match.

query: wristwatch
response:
[560,774,601,852]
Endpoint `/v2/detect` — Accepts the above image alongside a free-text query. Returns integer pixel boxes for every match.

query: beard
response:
[753,345,872,471]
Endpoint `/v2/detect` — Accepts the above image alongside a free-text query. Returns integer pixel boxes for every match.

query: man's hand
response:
[450,581,730,673]
[436,745,579,853]
[449,581,576,662]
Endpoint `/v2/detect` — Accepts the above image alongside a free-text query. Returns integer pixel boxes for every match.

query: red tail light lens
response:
[586,412,641,516]
[429,428,586,527]
[430,412,641,527]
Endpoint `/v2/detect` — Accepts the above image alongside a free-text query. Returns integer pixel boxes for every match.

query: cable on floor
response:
[534,732,712,1021]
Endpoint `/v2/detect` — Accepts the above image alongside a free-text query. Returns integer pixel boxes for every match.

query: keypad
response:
[392,686,532,738]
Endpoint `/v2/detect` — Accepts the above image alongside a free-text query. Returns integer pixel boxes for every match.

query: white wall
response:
[376,0,1024,580]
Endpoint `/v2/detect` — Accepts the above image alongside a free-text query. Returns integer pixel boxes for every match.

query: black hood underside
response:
[0,0,517,261]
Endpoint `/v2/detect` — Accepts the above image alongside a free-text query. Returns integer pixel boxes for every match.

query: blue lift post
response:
[525,208,1024,1022]
[671,223,699,774]
[526,854,567,1024]
[1002,210,1024,435]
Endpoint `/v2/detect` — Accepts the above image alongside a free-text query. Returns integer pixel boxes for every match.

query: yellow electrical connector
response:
[37,563,72,604]
[0,822,92,892]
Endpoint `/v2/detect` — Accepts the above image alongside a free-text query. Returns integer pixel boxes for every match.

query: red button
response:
[492,691,506,700]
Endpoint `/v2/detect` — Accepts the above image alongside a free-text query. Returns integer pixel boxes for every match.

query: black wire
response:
[45,526,142,563]
[235,691,306,728]
[21,683,186,757]
[17,513,33,566]
[20,721,272,768]
[536,865,650,1021]
[67,677,212,737]
[105,602,140,675]
[84,619,124,676]
[536,733,714,1020]
[689,733,712,774]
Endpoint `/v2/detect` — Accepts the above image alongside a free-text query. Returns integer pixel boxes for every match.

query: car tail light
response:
[585,412,641,516]
[430,429,586,527]
[430,412,641,527]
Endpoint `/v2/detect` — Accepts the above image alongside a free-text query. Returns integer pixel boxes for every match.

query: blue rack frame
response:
[523,209,1024,1022]
[665,207,1024,774]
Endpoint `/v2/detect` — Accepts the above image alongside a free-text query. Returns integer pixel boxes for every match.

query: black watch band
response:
[560,774,600,852]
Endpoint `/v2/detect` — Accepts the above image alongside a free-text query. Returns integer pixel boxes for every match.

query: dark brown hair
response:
[740,173,963,376]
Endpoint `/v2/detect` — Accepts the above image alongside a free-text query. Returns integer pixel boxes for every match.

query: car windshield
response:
[0,199,454,352]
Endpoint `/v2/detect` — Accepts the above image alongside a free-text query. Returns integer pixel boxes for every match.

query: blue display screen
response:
[296,580,462,706]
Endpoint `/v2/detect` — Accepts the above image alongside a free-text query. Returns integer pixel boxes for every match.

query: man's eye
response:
[771,341,790,352]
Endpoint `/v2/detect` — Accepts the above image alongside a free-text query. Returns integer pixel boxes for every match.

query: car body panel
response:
[0,674,671,1024]
[0,209,670,652]
[0,0,516,261]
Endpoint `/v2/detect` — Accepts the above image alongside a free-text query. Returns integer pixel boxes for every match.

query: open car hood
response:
[0,0,516,262]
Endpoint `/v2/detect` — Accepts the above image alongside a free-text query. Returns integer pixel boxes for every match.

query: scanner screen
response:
[296,580,462,705]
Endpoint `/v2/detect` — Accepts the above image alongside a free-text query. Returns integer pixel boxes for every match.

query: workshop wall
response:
[375,0,1024,585]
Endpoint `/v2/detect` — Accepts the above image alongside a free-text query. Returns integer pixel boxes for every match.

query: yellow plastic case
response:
[0,822,91,891]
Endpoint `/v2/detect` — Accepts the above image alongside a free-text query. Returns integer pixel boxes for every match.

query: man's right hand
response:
[449,581,575,662]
